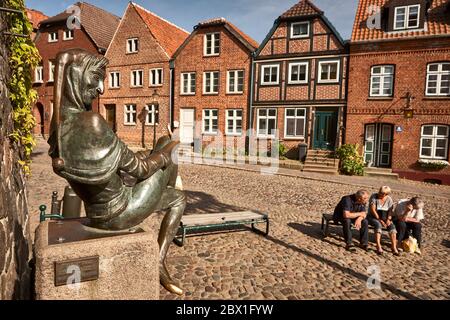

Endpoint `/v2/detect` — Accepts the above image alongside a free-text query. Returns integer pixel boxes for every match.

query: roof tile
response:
[352,0,450,42]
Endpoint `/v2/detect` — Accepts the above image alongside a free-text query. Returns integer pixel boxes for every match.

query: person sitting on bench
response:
[392,197,425,255]
[333,190,370,252]
[367,186,399,256]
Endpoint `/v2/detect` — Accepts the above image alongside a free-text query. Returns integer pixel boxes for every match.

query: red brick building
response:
[101,2,188,147]
[347,0,450,184]
[252,0,349,158]
[32,2,119,136]
[26,8,48,40]
[171,18,258,153]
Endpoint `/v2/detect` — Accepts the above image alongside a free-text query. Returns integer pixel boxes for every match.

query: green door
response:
[313,111,338,150]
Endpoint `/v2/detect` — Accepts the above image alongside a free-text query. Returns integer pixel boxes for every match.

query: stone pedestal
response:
[34,219,159,300]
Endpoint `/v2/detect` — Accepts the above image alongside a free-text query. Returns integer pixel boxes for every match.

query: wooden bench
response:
[321,213,381,238]
[174,211,269,246]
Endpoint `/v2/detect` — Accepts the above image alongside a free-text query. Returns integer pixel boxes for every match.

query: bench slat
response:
[181,211,267,227]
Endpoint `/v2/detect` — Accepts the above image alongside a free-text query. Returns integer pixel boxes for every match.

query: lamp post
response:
[152,89,160,151]
[137,107,148,148]
[401,91,415,119]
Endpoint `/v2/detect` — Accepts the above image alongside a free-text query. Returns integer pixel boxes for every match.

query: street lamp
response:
[137,107,148,149]
[152,89,160,150]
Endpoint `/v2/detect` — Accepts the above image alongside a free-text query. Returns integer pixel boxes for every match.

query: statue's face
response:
[81,68,105,109]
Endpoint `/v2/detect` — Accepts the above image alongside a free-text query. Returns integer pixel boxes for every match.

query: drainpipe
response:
[169,60,175,131]
[248,52,256,153]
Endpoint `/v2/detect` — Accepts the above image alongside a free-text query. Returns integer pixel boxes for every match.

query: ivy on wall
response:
[6,0,41,175]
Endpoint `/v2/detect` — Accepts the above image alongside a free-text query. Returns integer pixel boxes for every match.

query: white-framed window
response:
[48,32,58,42]
[181,72,196,95]
[291,21,309,38]
[318,60,340,83]
[370,65,394,97]
[202,109,218,134]
[63,29,74,40]
[257,108,277,137]
[394,5,420,30]
[34,66,43,83]
[48,61,55,82]
[127,38,139,53]
[145,104,159,126]
[284,108,306,138]
[226,109,243,136]
[426,62,450,96]
[131,70,143,87]
[420,125,449,159]
[227,70,244,94]
[204,32,220,56]
[288,62,308,84]
[261,65,279,85]
[150,68,163,86]
[124,104,137,125]
[109,72,120,89]
[203,71,219,94]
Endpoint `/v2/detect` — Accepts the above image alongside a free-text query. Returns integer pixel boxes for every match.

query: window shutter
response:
[382,7,390,31]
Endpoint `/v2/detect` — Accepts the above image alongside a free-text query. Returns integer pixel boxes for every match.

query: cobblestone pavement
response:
[28,138,450,300]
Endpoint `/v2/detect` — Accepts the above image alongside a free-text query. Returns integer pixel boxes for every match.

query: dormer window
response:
[48,32,58,42]
[394,4,420,30]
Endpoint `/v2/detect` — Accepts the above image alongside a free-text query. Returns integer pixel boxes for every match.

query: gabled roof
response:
[280,0,323,19]
[26,8,48,30]
[352,0,450,42]
[172,17,259,60]
[39,2,120,51]
[255,0,345,56]
[132,2,189,57]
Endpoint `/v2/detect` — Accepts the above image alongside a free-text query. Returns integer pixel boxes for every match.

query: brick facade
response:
[347,0,450,184]
[252,1,348,158]
[101,3,188,147]
[171,19,257,151]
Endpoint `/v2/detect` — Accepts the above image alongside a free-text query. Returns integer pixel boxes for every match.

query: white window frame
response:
[181,72,196,95]
[290,21,310,39]
[48,61,55,82]
[288,62,309,84]
[63,29,74,40]
[202,109,219,135]
[370,65,395,97]
[127,38,139,53]
[257,108,277,138]
[394,5,420,30]
[145,104,158,126]
[227,70,244,94]
[318,60,340,83]
[419,125,449,160]
[131,70,143,88]
[34,66,43,83]
[203,71,219,95]
[109,72,120,89]
[204,32,220,56]
[284,108,306,139]
[124,104,137,125]
[225,109,243,136]
[149,68,163,87]
[426,62,450,96]
[48,32,58,43]
[261,64,280,86]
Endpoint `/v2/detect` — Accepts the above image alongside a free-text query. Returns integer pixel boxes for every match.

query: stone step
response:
[302,167,338,175]
[304,162,339,170]
[364,168,399,180]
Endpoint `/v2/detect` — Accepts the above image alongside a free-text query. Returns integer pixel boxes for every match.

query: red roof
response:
[280,0,323,19]
[26,8,48,30]
[132,3,189,57]
[197,17,259,50]
[352,0,450,42]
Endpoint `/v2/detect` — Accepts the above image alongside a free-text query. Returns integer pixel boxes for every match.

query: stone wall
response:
[0,6,32,300]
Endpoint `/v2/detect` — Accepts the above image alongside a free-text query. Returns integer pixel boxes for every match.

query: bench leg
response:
[251,219,269,237]
[173,226,186,247]
[323,220,330,238]
[321,216,325,231]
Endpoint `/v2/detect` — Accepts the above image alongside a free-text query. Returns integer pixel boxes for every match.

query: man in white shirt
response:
[392,197,425,253]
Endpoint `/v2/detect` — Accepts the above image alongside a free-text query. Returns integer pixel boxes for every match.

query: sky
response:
[25,0,359,42]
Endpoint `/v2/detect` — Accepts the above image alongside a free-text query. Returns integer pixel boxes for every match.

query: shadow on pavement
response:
[265,229,420,300]
[442,239,450,248]
[184,190,246,214]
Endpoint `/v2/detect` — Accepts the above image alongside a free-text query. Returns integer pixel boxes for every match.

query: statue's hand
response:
[159,141,179,167]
